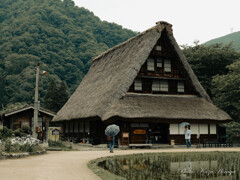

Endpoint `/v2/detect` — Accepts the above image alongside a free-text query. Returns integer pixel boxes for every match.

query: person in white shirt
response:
[184,126,191,148]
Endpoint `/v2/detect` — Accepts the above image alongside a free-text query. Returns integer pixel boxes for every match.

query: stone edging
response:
[88,156,126,180]
[1,150,46,159]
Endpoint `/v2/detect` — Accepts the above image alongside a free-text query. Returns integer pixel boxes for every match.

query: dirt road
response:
[0,148,240,180]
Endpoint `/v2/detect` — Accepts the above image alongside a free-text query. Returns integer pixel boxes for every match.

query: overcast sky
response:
[73,0,240,46]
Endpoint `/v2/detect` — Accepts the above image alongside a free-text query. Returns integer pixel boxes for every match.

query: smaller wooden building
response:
[3,105,55,140]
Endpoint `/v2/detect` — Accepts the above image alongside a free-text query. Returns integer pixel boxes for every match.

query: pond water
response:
[98,152,240,180]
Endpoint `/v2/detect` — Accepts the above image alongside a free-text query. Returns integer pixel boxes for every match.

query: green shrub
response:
[0,126,14,140]
[48,140,66,147]
[21,125,31,134]
[13,129,21,137]
[5,140,21,153]
[227,135,240,143]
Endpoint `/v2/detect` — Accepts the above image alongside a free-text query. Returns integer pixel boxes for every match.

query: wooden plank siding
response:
[128,34,197,95]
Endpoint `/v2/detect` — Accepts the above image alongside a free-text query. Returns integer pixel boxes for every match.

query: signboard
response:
[52,129,60,135]
[133,129,146,135]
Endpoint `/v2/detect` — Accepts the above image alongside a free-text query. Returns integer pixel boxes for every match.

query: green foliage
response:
[13,129,21,137]
[44,80,69,112]
[0,126,14,140]
[21,125,31,134]
[4,140,43,153]
[0,0,136,110]
[205,31,240,51]
[212,61,240,122]
[0,73,7,109]
[48,139,72,150]
[183,43,240,97]
[4,140,21,153]
[44,79,58,112]
[48,140,66,147]
[184,43,240,124]
[56,81,69,111]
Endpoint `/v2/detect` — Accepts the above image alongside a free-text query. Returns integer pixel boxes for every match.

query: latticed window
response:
[152,80,168,92]
[134,79,142,91]
[177,81,185,93]
[164,59,171,72]
[157,58,162,68]
[152,80,160,92]
[147,58,154,71]
[160,81,168,91]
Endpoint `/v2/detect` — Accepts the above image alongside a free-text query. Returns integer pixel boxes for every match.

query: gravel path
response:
[0,148,240,180]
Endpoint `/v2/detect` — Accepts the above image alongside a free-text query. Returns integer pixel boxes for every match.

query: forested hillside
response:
[205,31,240,51]
[0,0,136,109]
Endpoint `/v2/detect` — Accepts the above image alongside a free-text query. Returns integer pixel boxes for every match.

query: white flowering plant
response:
[0,127,43,153]
[10,135,40,146]
[3,135,41,153]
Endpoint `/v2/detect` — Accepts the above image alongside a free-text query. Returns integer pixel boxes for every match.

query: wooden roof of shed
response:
[4,105,56,117]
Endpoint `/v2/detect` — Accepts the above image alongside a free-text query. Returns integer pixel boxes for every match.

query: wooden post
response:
[33,63,40,139]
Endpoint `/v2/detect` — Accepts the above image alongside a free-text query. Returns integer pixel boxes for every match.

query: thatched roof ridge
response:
[53,21,224,122]
[102,93,231,121]
[92,21,172,62]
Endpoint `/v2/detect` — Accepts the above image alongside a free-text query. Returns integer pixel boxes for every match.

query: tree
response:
[0,74,7,109]
[44,79,58,112]
[56,81,69,111]
[211,61,240,122]
[0,0,136,108]
[44,80,69,112]
[183,43,240,97]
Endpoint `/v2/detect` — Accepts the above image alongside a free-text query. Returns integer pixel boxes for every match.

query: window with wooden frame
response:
[156,58,163,68]
[177,81,185,93]
[134,79,142,91]
[164,59,171,72]
[152,80,168,92]
[147,58,154,71]
[152,80,160,92]
[160,80,168,92]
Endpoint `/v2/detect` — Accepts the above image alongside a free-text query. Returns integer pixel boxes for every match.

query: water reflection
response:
[98,152,240,180]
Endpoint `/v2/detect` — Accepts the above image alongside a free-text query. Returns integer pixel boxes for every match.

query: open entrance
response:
[150,123,169,144]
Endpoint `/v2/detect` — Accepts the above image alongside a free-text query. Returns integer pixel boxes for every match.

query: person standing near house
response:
[184,126,191,148]
[107,136,115,153]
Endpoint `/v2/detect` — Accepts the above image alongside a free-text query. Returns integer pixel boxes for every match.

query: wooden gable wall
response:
[128,30,197,95]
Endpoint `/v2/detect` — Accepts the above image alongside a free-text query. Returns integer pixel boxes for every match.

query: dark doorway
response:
[150,123,169,144]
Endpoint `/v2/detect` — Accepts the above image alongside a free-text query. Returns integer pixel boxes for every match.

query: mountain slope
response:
[0,0,137,108]
[205,31,240,51]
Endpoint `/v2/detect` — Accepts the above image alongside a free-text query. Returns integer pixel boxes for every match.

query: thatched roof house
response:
[53,21,231,145]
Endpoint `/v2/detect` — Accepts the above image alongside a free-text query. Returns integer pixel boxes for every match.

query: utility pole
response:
[33,63,40,138]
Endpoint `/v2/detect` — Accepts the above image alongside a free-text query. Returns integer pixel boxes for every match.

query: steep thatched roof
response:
[53,21,230,122]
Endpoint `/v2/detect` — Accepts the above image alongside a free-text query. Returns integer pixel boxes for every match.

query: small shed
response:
[3,105,55,140]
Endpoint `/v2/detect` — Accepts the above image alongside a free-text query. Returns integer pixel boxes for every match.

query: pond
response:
[98,152,240,180]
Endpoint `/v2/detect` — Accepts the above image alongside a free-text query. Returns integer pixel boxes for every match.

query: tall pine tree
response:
[44,80,69,112]
[44,80,58,112]
[56,81,69,111]
[0,74,7,109]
